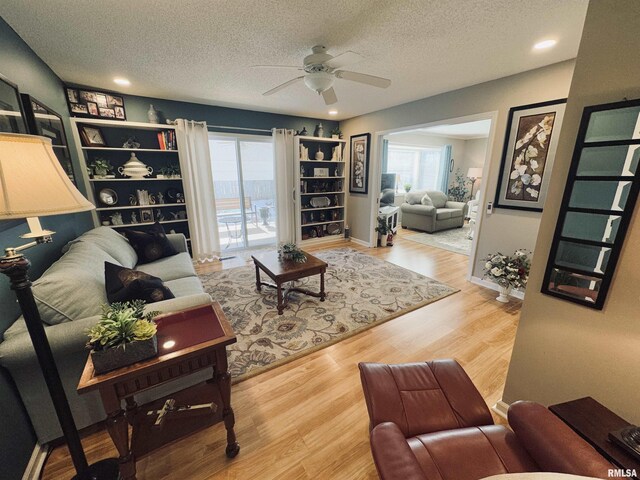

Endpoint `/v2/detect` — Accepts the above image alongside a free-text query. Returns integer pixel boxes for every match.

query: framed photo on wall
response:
[495,99,567,211]
[349,133,370,194]
[65,86,126,121]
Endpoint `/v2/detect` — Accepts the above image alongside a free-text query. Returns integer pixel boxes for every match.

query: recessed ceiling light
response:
[113,77,131,86]
[533,39,557,50]
[328,110,338,115]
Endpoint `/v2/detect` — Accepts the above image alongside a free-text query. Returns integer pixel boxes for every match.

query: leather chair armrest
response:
[371,422,426,480]
[508,401,614,479]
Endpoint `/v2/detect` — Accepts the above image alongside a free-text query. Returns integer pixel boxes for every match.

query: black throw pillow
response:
[105,262,175,304]
[122,222,178,264]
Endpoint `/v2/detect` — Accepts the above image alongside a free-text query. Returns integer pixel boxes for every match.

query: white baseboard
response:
[470,276,525,300]
[349,237,371,247]
[22,443,49,480]
[491,399,510,420]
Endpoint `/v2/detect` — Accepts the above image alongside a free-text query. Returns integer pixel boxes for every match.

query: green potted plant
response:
[87,300,160,374]
[375,216,391,247]
[330,127,342,139]
[278,242,307,263]
[166,162,181,178]
[403,183,412,193]
[89,158,113,178]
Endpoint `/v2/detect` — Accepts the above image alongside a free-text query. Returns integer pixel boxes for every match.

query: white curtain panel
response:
[175,119,221,262]
[272,128,296,244]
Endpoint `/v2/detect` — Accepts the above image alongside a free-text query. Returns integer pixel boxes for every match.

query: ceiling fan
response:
[253,45,391,105]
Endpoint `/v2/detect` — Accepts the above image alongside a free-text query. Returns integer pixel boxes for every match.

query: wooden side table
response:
[252,250,327,315]
[77,303,239,480]
[550,397,640,479]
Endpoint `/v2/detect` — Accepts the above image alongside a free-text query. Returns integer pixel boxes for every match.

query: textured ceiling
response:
[0,0,588,121]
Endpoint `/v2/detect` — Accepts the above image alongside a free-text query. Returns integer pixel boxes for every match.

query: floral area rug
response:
[404,225,473,255]
[199,248,458,382]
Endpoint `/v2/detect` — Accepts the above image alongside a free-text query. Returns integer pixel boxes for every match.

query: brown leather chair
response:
[359,359,613,480]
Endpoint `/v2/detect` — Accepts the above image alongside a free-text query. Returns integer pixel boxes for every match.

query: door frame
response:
[368,111,499,280]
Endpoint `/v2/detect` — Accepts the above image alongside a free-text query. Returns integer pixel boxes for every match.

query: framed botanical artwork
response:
[495,99,567,211]
[65,87,126,121]
[349,133,370,194]
[79,125,106,146]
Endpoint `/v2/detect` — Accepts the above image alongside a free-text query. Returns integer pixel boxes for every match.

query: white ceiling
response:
[0,1,588,121]
[400,119,492,139]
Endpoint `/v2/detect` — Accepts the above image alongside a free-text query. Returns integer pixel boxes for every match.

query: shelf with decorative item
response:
[96,203,185,211]
[300,160,345,163]
[89,177,182,182]
[300,206,344,212]
[82,147,178,152]
[300,176,345,179]
[109,219,188,229]
[301,219,344,227]
[297,135,346,144]
[300,191,344,195]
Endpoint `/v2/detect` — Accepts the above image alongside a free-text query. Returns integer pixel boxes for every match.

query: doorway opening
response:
[373,113,496,275]
[209,134,277,251]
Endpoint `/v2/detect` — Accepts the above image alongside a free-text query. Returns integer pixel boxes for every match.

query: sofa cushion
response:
[32,242,117,325]
[135,252,196,282]
[421,193,433,206]
[123,222,178,265]
[105,262,175,304]
[164,276,206,297]
[426,190,448,208]
[405,191,427,205]
[436,208,464,220]
[400,203,436,216]
[64,226,137,268]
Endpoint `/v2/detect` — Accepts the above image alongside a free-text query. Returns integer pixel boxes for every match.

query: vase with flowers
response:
[482,250,531,303]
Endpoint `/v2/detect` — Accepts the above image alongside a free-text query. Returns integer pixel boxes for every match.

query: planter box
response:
[91,336,158,374]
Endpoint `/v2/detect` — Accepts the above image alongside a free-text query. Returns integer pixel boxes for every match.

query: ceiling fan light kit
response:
[256,45,391,106]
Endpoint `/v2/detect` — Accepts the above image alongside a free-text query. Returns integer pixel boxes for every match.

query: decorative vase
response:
[387,232,394,246]
[315,148,324,160]
[496,285,512,303]
[91,336,158,374]
[147,104,159,124]
[380,234,388,247]
[314,123,324,137]
[118,153,153,178]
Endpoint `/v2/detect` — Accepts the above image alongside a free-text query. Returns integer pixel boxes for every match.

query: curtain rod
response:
[167,119,271,133]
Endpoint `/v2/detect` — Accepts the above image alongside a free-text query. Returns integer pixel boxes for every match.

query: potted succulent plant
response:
[403,183,412,193]
[375,216,391,247]
[89,158,113,178]
[330,127,342,139]
[87,300,160,374]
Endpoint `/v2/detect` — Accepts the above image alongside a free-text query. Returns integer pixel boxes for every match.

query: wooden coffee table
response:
[251,250,327,315]
[77,303,239,480]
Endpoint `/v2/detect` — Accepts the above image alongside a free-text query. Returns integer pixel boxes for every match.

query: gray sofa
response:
[400,190,468,233]
[0,227,212,443]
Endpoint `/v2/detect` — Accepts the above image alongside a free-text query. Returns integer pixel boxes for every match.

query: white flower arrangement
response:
[482,250,531,289]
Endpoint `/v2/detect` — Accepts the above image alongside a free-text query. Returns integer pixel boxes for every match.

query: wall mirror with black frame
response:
[542,98,640,309]
[21,94,77,186]
[0,73,28,232]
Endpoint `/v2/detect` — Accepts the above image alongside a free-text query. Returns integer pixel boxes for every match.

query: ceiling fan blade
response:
[251,65,303,70]
[325,51,363,69]
[335,70,391,88]
[322,87,338,105]
[263,76,305,96]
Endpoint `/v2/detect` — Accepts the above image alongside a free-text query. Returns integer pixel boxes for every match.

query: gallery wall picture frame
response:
[65,86,126,121]
[495,99,567,212]
[0,73,28,233]
[20,94,78,186]
[349,132,371,194]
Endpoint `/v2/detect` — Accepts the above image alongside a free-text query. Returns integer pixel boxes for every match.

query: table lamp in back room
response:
[0,133,118,479]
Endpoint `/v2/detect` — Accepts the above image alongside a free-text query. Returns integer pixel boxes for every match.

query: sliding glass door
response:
[209,134,276,250]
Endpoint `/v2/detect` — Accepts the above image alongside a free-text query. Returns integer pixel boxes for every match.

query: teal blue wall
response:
[0,16,94,480]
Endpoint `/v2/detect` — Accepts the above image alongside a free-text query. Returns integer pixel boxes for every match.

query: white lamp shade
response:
[0,133,94,219]
[467,167,483,179]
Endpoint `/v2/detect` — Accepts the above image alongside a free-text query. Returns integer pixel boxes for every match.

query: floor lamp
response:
[467,167,483,199]
[0,133,119,479]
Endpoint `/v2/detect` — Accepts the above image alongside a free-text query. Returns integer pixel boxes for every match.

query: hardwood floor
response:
[42,232,521,480]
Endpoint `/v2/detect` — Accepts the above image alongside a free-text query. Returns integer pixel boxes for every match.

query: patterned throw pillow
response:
[122,222,178,264]
[104,262,174,304]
